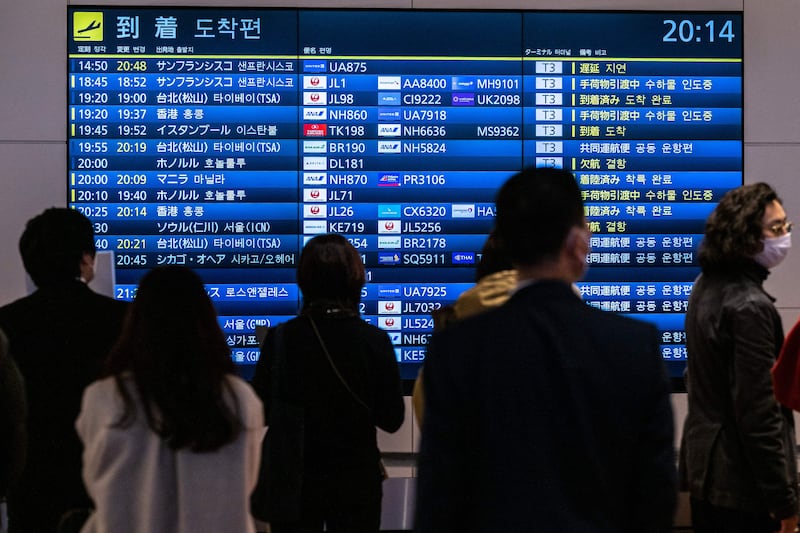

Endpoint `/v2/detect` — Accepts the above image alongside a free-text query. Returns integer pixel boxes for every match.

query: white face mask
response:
[754,233,792,269]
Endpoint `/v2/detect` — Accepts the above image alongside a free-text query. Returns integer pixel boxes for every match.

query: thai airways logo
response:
[452,93,475,106]
[377,173,401,187]
[303,108,327,121]
[303,172,327,185]
[303,92,327,106]
[378,253,401,266]
[303,157,327,170]
[451,76,475,90]
[303,75,327,89]
[379,316,402,330]
[451,204,476,218]
[303,60,327,73]
[378,108,401,121]
[73,12,103,41]
[379,301,402,314]
[378,142,401,154]
[377,76,402,90]
[303,204,327,219]
[452,252,476,265]
[377,204,401,218]
[379,93,401,106]
[303,220,327,234]
[378,220,401,234]
[378,236,401,249]
[303,124,327,137]
[377,124,401,137]
[303,188,326,202]
[302,140,327,154]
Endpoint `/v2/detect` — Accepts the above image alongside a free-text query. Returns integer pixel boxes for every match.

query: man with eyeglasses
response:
[680,183,797,533]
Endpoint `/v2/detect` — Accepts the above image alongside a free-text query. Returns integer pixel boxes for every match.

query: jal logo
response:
[310,206,320,215]
[378,300,402,314]
[303,92,327,106]
[304,204,327,219]
[303,75,328,89]
[310,190,320,198]
[310,93,319,102]
[378,220,401,234]
[385,222,394,231]
[385,318,394,327]
[386,302,394,311]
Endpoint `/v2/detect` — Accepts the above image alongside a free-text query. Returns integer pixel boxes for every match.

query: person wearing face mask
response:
[680,183,798,533]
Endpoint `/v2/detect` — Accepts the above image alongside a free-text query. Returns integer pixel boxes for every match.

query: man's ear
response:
[80,252,96,282]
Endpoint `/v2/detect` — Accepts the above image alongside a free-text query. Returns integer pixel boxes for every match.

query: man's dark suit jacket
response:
[415,280,676,533]
[0,279,128,533]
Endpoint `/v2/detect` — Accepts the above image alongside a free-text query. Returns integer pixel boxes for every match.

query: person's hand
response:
[775,514,798,533]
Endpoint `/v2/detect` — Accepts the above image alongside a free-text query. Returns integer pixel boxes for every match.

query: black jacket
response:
[681,261,798,519]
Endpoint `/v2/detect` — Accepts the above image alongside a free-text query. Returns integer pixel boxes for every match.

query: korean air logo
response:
[451,76,475,90]
[377,173,401,187]
[378,124,401,137]
[378,108,401,121]
[379,316,402,331]
[303,220,327,234]
[303,157,327,170]
[379,92,401,106]
[303,75,327,89]
[379,300,402,315]
[377,76,402,90]
[378,236,401,249]
[378,204,401,218]
[303,60,327,73]
[303,140,327,154]
[303,92,327,106]
[378,253,401,266]
[303,108,327,121]
[379,220,401,234]
[452,252,476,265]
[303,188,326,202]
[378,142,401,154]
[303,204,327,219]
[303,172,327,185]
[451,204,476,218]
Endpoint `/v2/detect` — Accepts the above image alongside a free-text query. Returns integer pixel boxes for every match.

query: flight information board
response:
[67,8,743,380]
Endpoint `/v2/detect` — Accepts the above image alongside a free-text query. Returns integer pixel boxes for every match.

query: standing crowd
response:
[0,167,798,533]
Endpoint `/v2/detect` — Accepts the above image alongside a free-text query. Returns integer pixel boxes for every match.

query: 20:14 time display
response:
[662,19,735,43]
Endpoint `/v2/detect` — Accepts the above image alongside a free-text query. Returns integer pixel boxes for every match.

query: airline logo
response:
[379,316,402,331]
[452,252,476,265]
[303,157,327,170]
[303,75,327,89]
[452,92,475,106]
[378,285,402,298]
[377,76,402,90]
[451,76,475,90]
[303,204,327,219]
[378,92,401,106]
[303,188,326,202]
[303,124,327,137]
[303,172,327,185]
[303,220,327,234]
[303,92,327,106]
[378,300,402,315]
[378,220,401,234]
[303,60,327,73]
[378,141,401,154]
[388,332,402,345]
[303,108,327,121]
[378,108,401,121]
[378,236,402,249]
[451,204,476,218]
[303,140,327,153]
[377,124,401,137]
[377,204,401,218]
[73,12,103,41]
[378,253,401,266]
[377,173,401,187]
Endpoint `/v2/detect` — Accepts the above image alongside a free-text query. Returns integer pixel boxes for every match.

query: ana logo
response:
[303,172,327,185]
[378,142,401,154]
[303,108,327,121]
[378,124,401,137]
[73,12,103,41]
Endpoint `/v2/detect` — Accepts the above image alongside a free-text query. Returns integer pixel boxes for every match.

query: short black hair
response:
[19,208,96,287]
[699,182,780,269]
[297,234,365,311]
[494,167,585,267]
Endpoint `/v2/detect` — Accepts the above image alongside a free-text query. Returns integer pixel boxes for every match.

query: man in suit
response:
[415,167,676,533]
[0,207,128,532]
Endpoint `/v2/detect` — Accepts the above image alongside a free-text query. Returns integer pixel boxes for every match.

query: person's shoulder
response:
[0,294,35,320]
[224,375,264,425]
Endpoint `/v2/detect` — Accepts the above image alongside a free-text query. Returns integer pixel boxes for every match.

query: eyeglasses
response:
[765,220,793,236]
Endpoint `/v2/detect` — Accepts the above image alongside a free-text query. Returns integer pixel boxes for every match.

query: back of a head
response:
[297,233,365,311]
[106,266,237,451]
[19,207,96,287]
[699,182,779,269]
[494,167,585,267]
[475,231,515,282]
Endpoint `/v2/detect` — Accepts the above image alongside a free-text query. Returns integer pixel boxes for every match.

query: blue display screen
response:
[67,8,743,382]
